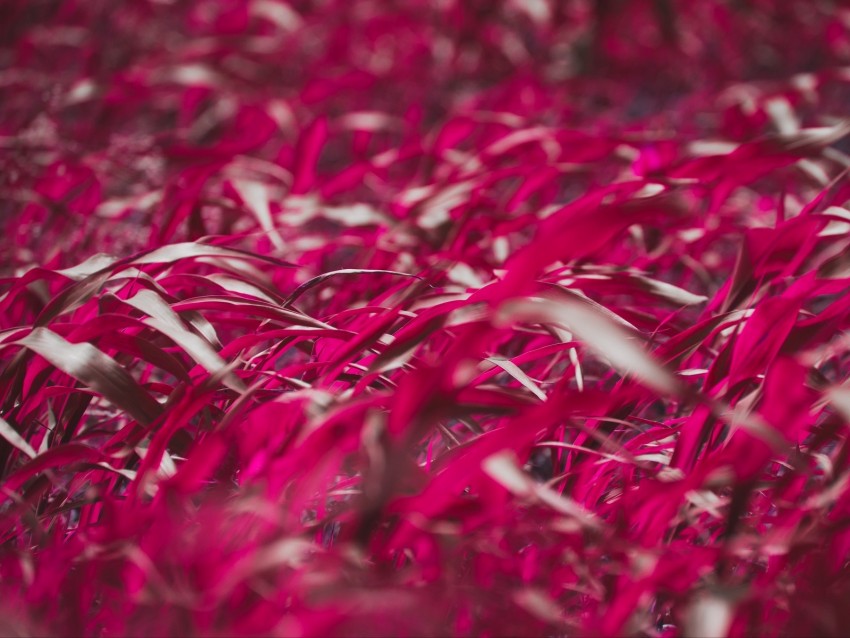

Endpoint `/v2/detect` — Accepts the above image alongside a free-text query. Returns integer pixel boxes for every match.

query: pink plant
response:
[2,1,850,636]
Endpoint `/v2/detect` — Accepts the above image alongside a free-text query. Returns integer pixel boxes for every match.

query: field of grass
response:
[3,2,850,636]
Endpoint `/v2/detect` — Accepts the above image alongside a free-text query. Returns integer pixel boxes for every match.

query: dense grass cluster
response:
[3,1,850,636]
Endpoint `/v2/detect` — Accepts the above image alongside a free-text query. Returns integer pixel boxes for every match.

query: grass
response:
[2,1,850,636]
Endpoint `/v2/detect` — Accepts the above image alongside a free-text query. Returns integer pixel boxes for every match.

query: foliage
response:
[3,1,850,636]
